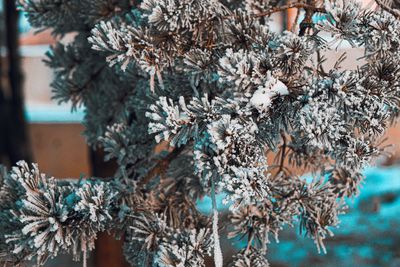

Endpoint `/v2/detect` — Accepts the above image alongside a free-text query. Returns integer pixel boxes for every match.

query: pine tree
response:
[1,0,400,266]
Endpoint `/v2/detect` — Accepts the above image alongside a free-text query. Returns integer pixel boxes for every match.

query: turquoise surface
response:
[25,105,84,123]
[197,167,400,266]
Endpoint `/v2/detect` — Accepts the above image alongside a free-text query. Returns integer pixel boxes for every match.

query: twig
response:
[138,145,185,186]
[316,50,327,75]
[299,0,315,36]
[255,3,326,18]
[278,132,287,174]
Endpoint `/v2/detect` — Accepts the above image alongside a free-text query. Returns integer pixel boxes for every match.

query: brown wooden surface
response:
[28,123,90,178]
[95,234,130,267]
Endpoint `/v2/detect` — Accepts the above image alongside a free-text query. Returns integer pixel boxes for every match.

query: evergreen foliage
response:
[1,0,400,265]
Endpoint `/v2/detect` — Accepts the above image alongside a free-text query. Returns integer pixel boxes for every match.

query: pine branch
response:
[375,0,400,19]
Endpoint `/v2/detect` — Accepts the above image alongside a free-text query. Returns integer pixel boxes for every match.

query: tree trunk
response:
[3,0,32,165]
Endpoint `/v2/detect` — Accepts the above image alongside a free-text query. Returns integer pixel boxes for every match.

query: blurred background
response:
[0,0,399,266]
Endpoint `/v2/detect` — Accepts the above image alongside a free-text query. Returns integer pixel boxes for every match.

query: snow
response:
[250,78,288,113]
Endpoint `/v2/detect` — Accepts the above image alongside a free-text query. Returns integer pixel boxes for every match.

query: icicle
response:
[83,250,87,267]
[211,177,223,267]
[150,73,155,93]
[82,236,87,267]
[156,67,165,90]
